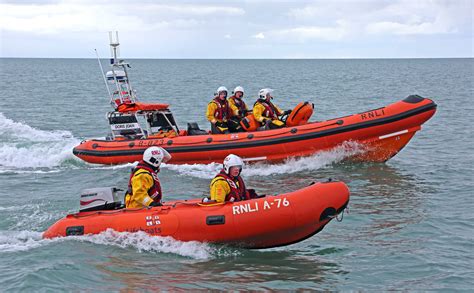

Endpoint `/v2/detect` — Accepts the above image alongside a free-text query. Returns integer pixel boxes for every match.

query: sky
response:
[0,0,472,58]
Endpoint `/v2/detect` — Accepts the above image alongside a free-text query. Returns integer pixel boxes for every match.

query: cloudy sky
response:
[0,0,472,58]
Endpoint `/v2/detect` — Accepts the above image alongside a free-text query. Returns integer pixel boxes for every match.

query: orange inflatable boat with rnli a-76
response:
[73,33,437,165]
[43,180,349,249]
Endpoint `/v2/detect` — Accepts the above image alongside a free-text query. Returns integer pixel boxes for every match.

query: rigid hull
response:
[73,96,437,165]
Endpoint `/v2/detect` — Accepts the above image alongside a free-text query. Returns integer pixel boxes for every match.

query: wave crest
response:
[0,113,80,170]
[0,229,237,259]
[163,141,367,179]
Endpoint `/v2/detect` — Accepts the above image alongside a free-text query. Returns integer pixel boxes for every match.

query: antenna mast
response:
[103,31,137,108]
[109,31,120,65]
[95,49,112,98]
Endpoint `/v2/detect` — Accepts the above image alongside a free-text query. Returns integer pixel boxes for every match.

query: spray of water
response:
[0,113,81,170]
[0,229,238,259]
[163,141,367,179]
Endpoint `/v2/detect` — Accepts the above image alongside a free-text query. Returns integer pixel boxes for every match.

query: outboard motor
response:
[79,187,123,212]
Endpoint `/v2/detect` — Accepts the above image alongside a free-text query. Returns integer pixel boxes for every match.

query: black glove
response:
[149,201,162,207]
[247,189,258,199]
[283,110,292,115]
[215,121,226,128]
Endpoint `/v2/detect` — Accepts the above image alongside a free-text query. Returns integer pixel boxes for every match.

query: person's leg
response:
[228,118,243,132]
[268,120,285,129]
[211,123,230,134]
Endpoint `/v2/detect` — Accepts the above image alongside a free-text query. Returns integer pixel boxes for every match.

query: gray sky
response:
[0,0,472,58]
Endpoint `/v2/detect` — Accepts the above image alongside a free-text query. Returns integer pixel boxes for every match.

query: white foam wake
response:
[0,113,72,142]
[0,230,46,253]
[0,113,81,170]
[76,229,218,259]
[0,229,235,259]
[163,141,367,179]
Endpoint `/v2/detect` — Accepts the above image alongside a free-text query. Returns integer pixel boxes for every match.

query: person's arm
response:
[274,104,284,116]
[253,103,267,123]
[206,102,218,123]
[228,98,240,117]
[210,179,230,203]
[131,173,155,207]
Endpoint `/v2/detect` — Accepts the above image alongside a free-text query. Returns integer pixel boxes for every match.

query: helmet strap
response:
[144,160,159,172]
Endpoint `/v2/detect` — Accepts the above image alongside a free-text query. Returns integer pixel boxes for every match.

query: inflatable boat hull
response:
[43,181,350,249]
[73,96,436,165]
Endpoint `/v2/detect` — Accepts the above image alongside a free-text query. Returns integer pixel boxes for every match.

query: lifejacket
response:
[213,170,250,202]
[229,95,247,116]
[255,99,279,119]
[211,97,231,120]
[127,162,162,202]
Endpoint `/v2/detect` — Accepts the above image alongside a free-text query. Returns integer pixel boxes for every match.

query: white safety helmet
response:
[223,154,244,174]
[216,86,228,95]
[258,88,273,99]
[233,86,245,95]
[143,147,171,168]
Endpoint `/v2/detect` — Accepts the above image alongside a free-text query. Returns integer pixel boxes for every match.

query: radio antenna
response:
[95,49,112,98]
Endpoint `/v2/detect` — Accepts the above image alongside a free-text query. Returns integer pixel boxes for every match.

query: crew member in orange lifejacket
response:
[206,86,231,134]
[209,154,258,203]
[253,88,292,130]
[124,147,171,208]
[227,86,248,132]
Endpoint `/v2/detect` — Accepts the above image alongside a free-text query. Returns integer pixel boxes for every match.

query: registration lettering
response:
[232,198,290,215]
[360,109,385,120]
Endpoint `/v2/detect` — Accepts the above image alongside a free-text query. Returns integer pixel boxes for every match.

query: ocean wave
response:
[163,141,367,179]
[0,230,46,253]
[75,229,221,259]
[0,113,81,169]
[0,141,80,169]
[0,229,237,259]
[87,162,138,170]
[0,112,72,142]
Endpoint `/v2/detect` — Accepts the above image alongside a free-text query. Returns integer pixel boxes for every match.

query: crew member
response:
[253,88,291,129]
[206,86,231,134]
[227,86,248,132]
[125,146,171,208]
[209,154,257,203]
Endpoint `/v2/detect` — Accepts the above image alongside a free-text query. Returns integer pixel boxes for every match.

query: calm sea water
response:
[0,58,472,291]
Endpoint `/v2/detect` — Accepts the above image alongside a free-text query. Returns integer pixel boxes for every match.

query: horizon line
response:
[1,56,473,60]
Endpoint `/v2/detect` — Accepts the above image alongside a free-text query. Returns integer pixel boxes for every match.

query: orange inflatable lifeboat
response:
[43,181,349,249]
[74,95,437,165]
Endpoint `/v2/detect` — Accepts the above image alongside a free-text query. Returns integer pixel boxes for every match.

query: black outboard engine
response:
[187,122,208,135]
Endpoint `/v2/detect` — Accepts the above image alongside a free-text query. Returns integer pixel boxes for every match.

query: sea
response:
[0,58,472,291]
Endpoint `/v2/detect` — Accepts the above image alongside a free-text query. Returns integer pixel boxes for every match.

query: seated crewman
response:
[125,146,171,208]
[253,88,291,130]
[209,154,257,203]
[227,86,248,132]
[206,86,231,134]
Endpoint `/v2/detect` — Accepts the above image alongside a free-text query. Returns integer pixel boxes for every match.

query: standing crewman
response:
[253,88,291,129]
[206,86,231,134]
[227,86,248,132]
[209,154,258,203]
[125,146,171,208]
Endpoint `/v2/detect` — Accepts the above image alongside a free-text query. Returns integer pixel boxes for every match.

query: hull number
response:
[232,197,290,215]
